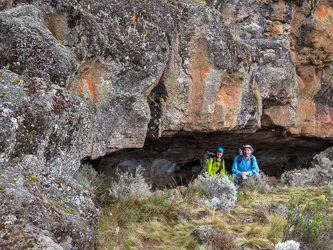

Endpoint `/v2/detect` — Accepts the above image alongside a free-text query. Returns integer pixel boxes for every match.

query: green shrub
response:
[283,193,333,249]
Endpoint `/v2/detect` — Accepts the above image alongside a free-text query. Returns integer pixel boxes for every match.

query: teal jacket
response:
[232,155,259,177]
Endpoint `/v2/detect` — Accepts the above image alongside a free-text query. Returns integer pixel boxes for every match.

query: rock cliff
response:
[0,0,332,248]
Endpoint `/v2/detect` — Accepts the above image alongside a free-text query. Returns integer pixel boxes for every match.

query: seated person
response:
[206,147,225,176]
[232,145,260,185]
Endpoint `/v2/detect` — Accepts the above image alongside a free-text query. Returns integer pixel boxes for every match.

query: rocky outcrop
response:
[0,156,98,249]
[0,0,333,247]
[0,0,331,160]
[280,147,333,186]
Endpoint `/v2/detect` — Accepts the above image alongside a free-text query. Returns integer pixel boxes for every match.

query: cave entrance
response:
[91,130,333,189]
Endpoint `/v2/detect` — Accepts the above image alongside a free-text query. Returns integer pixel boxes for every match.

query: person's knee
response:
[232,174,242,185]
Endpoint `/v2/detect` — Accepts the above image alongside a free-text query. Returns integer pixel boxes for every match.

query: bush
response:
[73,162,101,195]
[283,193,333,249]
[190,172,236,213]
[242,171,272,194]
[275,240,300,250]
[108,166,152,201]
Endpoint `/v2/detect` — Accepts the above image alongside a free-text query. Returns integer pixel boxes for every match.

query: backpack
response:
[237,148,254,170]
[199,151,215,173]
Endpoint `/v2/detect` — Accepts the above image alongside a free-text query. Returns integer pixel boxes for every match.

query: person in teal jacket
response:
[232,145,260,185]
[207,147,225,176]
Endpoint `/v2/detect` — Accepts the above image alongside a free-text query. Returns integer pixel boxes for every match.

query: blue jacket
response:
[232,155,259,177]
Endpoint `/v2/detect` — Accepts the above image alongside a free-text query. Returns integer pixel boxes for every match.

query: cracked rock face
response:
[0,0,333,247]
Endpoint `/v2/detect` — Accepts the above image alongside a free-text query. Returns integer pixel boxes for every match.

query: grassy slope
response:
[96,184,332,249]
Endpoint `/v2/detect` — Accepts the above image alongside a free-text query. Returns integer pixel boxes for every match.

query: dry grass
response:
[265,211,286,244]
[236,237,272,249]
[97,181,332,249]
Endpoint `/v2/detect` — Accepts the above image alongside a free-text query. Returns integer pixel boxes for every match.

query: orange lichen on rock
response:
[202,66,209,78]
[315,4,329,21]
[85,76,95,102]
[78,75,95,102]
[315,4,333,33]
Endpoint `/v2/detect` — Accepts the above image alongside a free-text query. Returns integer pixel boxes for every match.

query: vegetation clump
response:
[108,166,152,201]
[242,171,272,194]
[283,193,333,249]
[190,172,237,213]
[74,162,101,195]
[275,240,300,250]
[74,162,332,249]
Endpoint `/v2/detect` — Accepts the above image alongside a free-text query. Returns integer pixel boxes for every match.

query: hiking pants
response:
[233,173,260,185]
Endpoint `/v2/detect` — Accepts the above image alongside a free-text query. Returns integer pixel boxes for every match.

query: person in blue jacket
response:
[232,145,260,185]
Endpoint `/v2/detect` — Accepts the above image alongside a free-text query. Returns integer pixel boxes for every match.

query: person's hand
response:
[241,172,248,181]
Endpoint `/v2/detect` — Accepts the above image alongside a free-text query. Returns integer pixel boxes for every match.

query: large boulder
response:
[0,156,99,249]
[280,147,333,186]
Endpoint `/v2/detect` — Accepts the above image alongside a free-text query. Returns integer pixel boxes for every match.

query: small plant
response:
[283,193,332,248]
[0,92,6,98]
[242,171,272,194]
[328,182,333,199]
[265,211,285,244]
[108,166,152,201]
[191,172,237,213]
[73,162,101,195]
[275,240,300,250]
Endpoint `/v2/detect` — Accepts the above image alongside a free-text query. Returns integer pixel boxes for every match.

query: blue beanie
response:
[217,147,224,153]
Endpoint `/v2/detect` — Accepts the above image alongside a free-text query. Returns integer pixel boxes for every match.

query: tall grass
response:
[265,211,285,243]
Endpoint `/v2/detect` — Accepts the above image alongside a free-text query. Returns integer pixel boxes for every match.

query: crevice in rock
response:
[146,76,167,140]
[91,129,333,188]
